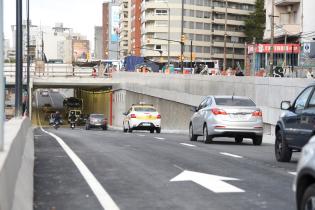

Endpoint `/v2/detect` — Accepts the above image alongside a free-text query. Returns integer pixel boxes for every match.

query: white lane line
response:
[220,152,243,159]
[137,134,146,137]
[180,143,196,147]
[154,137,165,140]
[36,93,120,210]
[288,172,297,176]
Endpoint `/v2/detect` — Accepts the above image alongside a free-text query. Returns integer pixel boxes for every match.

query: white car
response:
[41,89,49,97]
[123,104,161,133]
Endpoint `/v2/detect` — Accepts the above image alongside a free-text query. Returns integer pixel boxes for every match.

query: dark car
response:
[63,97,82,108]
[294,136,315,210]
[85,114,108,130]
[275,82,315,162]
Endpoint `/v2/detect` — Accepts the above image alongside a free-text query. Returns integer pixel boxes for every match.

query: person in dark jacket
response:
[235,67,244,76]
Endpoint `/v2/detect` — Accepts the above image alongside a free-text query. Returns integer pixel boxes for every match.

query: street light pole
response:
[223,0,227,71]
[15,0,23,117]
[168,7,170,66]
[26,0,30,116]
[269,0,275,76]
[0,0,4,151]
[180,0,184,72]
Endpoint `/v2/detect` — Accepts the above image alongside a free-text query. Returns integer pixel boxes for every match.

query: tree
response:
[244,0,266,43]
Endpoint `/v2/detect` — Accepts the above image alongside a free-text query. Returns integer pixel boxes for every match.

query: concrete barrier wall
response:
[0,118,34,210]
[112,72,314,134]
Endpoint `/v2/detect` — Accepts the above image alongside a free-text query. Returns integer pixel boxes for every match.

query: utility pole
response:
[190,40,193,72]
[26,0,30,116]
[180,0,184,72]
[269,0,275,76]
[168,7,170,66]
[0,0,4,151]
[253,37,256,76]
[284,32,287,67]
[15,0,23,117]
[223,0,228,71]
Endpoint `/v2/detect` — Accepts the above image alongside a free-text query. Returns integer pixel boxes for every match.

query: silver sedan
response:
[189,95,263,145]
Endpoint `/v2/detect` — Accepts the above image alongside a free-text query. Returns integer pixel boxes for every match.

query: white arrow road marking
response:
[180,143,196,147]
[170,170,245,193]
[288,171,297,176]
[220,152,243,159]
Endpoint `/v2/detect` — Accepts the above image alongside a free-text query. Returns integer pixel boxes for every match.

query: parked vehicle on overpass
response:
[189,96,263,145]
[275,82,315,162]
[294,136,315,210]
[85,114,108,130]
[123,103,161,133]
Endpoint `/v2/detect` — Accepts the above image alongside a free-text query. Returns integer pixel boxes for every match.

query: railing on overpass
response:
[4,63,112,78]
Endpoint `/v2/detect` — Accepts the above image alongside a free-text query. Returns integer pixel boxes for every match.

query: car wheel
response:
[156,127,161,133]
[203,124,212,144]
[150,129,154,133]
[275,130,292,162]
[253,136,262,146]
[301,183,315,210]
[189,124,198,141]
[128,123,133,133]
[235,136,243,144]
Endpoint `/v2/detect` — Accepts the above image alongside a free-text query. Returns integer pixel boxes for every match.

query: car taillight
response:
[252,111,262,117]
[131,114,136,118]
[157,114,161,119]
[211,108,227,115]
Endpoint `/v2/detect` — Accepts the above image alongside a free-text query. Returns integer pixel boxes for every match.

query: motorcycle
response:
[53,120,60,130]
[70,120,76,129]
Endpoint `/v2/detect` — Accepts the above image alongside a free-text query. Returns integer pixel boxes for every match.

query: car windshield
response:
[90,114,104,119]
[214,97,256,107]
[134,107,157,112]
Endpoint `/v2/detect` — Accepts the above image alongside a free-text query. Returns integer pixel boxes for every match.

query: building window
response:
[155,45,162,50]
[155,9,168,16]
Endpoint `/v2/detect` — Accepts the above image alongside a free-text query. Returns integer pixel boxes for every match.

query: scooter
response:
[70,120,76,130]
[53,121,60,130]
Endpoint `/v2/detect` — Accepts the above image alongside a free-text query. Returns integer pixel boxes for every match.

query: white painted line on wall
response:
[36,92,120,210]
[154,137,165,140]
[180,143,196,147]
[288,172,297,176]
[220,152,243,159]
[48,92,55,107]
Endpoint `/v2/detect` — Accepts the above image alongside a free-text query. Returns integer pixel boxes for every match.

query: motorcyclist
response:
[53,111,61,129]
[69,111,77,122]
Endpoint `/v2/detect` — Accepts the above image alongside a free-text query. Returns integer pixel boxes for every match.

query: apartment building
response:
[103,1,120,60]
[139,0,255,68]
[94,26,103,59]
[119,0,132,57]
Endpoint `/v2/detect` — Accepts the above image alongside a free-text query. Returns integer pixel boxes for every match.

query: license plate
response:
[142,123,151,126]
[231,114,247,120]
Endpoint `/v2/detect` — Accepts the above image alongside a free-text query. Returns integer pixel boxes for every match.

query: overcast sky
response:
[4,0,106,48]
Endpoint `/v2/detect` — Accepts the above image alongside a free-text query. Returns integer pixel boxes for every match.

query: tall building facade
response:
[139,0,255,68]
[103,1,120,60]
[94,26,103,59]
[131,0,142,56]
[119,0,132,57]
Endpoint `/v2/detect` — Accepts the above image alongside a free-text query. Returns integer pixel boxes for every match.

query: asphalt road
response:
[34,127,299,210]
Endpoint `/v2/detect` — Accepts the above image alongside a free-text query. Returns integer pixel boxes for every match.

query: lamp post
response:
[168,7,170,66]
[0,0,4,151]
[269,0,275,76]
[15,0,23,117]
[223,0,228,71]
[26,0,30,117]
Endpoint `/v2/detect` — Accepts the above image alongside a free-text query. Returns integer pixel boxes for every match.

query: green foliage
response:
[244,0,266,43]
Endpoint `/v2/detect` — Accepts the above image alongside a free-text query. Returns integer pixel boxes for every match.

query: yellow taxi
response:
[123,104,161,133]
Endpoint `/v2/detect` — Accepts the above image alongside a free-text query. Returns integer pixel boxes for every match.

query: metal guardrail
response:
[4,64,112,78]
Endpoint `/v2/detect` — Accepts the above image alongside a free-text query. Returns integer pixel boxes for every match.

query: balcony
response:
[275,0,300,6]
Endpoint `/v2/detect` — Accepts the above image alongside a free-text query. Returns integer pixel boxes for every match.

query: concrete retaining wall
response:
[0,118,34,210]
[112,72,314,134]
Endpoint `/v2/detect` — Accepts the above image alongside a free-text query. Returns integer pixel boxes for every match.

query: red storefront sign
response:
[248,44,300,54]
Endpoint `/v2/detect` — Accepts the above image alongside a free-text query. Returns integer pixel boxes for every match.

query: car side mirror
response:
[191,106,198,112]
[281,101,291,110]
